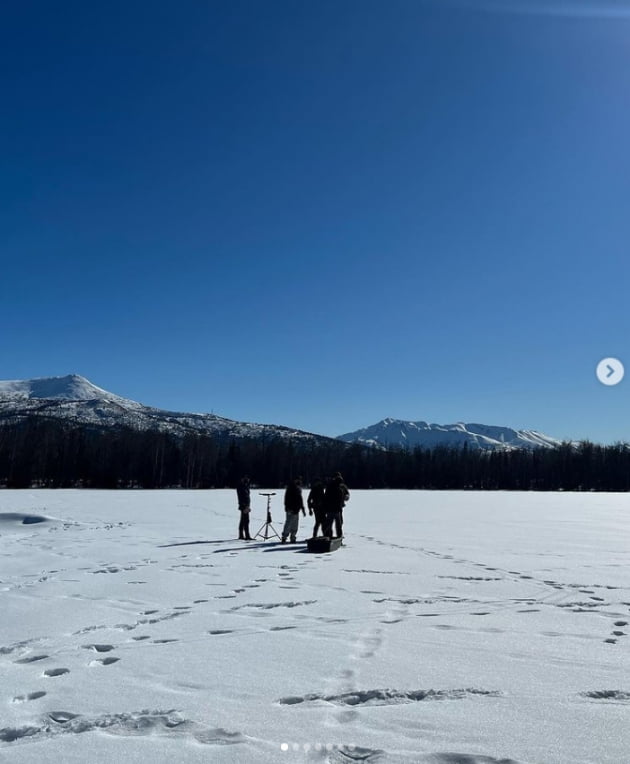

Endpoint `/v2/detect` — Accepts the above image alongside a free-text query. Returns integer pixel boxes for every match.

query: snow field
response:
[1,489,629,763]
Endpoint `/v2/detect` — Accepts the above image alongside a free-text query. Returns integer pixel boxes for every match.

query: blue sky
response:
[2,0,629,442]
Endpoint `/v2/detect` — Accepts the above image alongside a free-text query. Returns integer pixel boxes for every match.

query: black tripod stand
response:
[254,492,281,540]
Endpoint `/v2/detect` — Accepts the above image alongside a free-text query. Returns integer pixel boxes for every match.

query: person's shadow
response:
[158,539,235,548]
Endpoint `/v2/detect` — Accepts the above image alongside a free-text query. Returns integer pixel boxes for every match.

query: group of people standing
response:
[235,474,350,543]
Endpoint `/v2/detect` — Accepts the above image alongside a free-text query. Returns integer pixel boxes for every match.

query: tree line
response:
[0,417,629,491]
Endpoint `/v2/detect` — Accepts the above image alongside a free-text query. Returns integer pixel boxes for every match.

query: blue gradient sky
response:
[2,0,629,442]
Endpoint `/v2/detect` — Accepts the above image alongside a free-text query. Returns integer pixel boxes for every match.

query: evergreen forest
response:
[1,417,629,491]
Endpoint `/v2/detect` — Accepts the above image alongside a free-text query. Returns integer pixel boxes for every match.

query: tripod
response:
[254,492,281,541]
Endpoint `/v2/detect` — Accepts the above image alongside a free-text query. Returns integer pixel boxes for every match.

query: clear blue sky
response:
[2,0,629,442]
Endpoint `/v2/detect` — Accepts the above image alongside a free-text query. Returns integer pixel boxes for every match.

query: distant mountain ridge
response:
[337,418,561,451]
[0,374,332,445]
[0,375,561,452]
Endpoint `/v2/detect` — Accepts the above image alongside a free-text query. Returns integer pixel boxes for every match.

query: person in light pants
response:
[282,477,305,543]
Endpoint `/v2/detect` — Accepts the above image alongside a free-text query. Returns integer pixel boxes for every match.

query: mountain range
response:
[338,418,561,450]
[0,375,561,451]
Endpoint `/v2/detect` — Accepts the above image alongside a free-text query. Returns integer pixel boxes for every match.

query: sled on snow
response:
[306,536,343,553]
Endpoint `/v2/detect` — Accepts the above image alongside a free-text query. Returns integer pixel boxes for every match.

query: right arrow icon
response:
[597,358,624,386]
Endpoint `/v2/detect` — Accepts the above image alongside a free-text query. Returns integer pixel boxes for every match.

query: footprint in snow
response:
[12,691,46,703]
[82,644,115,653]
[14,654,48,664]
[90,657,120,666]
[43,668,69,677]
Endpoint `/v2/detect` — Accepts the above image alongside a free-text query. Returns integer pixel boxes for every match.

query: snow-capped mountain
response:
[0,375,143,407]
[0,375,331,445]
[0,376,562,452]
[337,418,561,451]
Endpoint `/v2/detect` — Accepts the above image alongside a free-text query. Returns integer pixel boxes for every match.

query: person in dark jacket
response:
[236,476,252,540]
[282,477,305,543]
[323,472,350,539]
[307,478,327,538]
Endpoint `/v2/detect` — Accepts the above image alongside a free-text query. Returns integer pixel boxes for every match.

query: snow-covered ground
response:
[1,490,629,763]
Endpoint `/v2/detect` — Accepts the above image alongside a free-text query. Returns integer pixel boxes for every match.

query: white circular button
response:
[596,357,624,386]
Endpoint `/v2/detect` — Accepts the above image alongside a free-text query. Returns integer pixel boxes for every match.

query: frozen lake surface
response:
[1,489,629,763]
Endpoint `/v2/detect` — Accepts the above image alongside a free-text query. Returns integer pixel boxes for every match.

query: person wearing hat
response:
[282,477,306,543]
[323,472,350,539]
